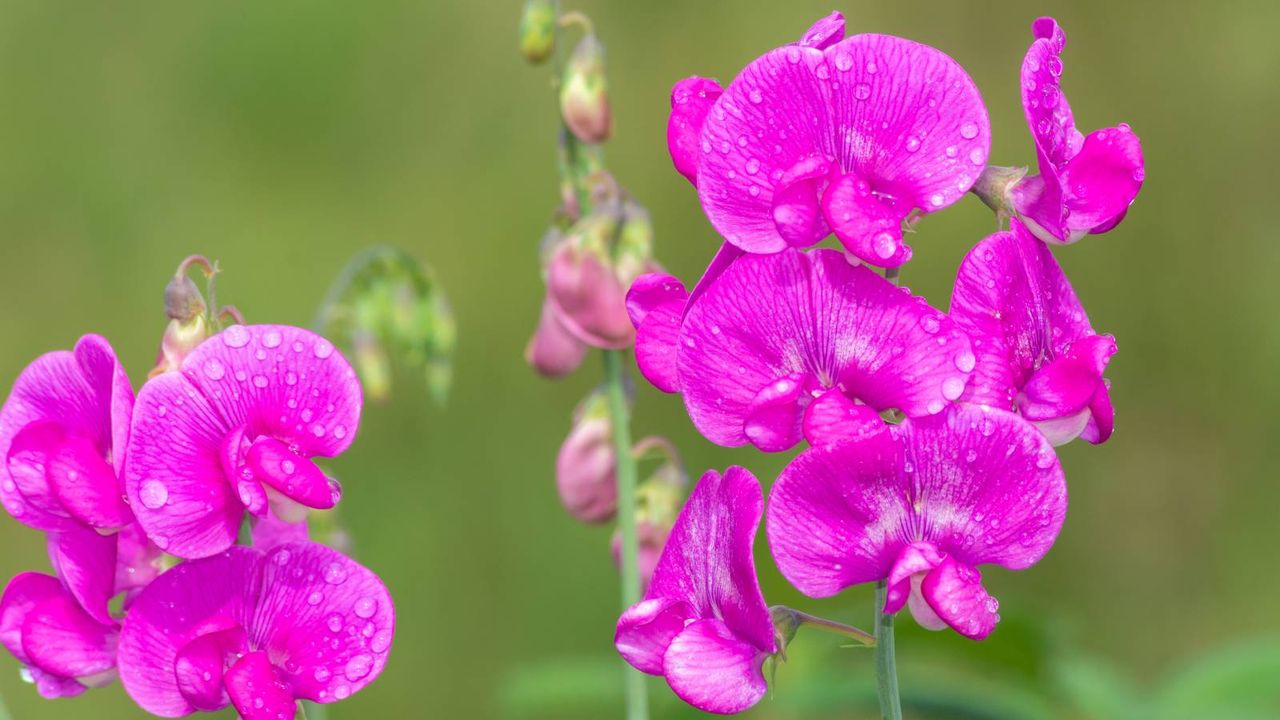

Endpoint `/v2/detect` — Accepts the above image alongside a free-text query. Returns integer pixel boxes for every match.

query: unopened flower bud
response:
[546,212,633,349]
[353,329,392,402]
[769,606,802,655]
[526,296,587,378]
[151,256,214,377]
[555,393,616,523]
[518,0,557,64]
[560,33,611,144]
[613,202,659,288]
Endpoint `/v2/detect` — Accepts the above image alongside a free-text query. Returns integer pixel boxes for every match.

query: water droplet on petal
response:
[942,377,966,401]
[960,122,979,139]
[263,331,282,348]
[222,326,250,348]
[203,360,226,380]
[140,480,169,509]
[853,83,871,101]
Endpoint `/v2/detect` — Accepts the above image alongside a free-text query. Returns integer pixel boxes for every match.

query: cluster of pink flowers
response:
[1,324,394,715]
[615,11,1143,714]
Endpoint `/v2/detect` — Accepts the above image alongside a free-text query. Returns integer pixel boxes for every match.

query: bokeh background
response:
[1,0,1277,717]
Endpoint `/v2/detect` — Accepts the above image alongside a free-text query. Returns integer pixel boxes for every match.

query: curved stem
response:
[792,610,875,647]
[874,580,903,720]
[603,349,648,720]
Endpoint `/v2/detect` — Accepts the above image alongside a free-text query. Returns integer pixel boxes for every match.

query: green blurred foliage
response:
[0,0,1277,717]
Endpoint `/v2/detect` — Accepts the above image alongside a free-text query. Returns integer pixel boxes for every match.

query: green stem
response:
[0,689,10,720]
[883,266,900,286]
[874,580,903,720]
[300,699,325,720]
[603,349,648,720]
[792,610,876,647]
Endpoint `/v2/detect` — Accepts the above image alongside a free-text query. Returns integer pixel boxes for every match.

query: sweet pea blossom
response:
[668,13,990,267]
[0,335,161,624]
[628,248,974,452]
[615,466,776,714]
[1,335,133,535]
[0,572,119,699]
[1009,17,1144,244]
[950,220,1116,445]
[125,324,361,559]
[767,404,1066,639]
[118,542,393,718]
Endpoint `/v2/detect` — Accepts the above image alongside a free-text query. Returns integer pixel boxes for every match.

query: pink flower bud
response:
[546,231,633,349]
[525,296,588,378]
[555,414,616,524]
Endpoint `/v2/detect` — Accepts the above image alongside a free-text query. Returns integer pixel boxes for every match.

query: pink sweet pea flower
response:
[1,334,133,535]
[627,248,974,453]
[118,541,394,718]
[124,325,362,559]
[525,295,589,378]
[1009,17,1145,244]
[668,14,990,267]
[767,404,1066,640]
[0,572,119,699]
[950,220,1117,445]
[0,335,162,624]
[615,467,776,714]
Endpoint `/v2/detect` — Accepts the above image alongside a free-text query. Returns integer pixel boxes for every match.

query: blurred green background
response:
[1,0,1277,717]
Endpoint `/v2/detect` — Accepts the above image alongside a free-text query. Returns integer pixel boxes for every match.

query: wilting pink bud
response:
[546,218,634,349]
[525,296,588,378]
[560,33,611,143]
[556,396,616,524]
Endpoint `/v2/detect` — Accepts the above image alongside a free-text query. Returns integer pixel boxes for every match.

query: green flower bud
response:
[518,0,557,64]
[560,33,611,144]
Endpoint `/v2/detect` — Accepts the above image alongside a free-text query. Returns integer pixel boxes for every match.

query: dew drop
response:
[140,480,169,509]
[960,122,979,140]
[354,597,377,619]
[252,375,269,388]
[314,667,332,682]
[872,232,897,260]
[853,83,871,101]
[748,89,763,104]
[834,52,853,72]
[345,655,373,681]
[324,563,348,585]
[222,325,250,348]
[955,350,976,373]
[307,591,323,606]
[930,193,945,207]
[905,136,921,153]
[745,158,760,175]
[263,331,282,348]
[313,341,334,359]
[371,629,393,653]
[969,147,986,165]
[203,360,226,381]
[327,614,343,632]
[942,376,966,401]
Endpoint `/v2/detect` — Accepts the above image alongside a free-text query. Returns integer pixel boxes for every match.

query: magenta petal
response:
[180,325,362,458]
[225,650,295,719]
[744,373,818,452]
[668,77,723,186]
[48,433,130,529]
[950,222,1098,404]
[5,422,76,531]
[20,592,117,680]
[770,405,1066,607]
[1015,17,1143,243]
[898,406,1067,571]
[125,372,241,559]
[663,618,769,715]
[72,335,135,471]
[256,544,394,704]
[646,467,775,655]
[883,542,943,614]
[1019,334,1116,421]
[1080,381,1115,445]
[696,34,989,257]
[30,666,88,698]
[247,437,337,510]
[767,431,904,597]
[114,522,163,599]
[251,510,310,551]
[616,597,696,675]
[118,549,263,717]
[685,242,746,314]
[679,249,972,449]
[921,556,999,640]
[48,528,117,627]
[798,11,845,50]
[174,626,244,711]
[1,572,63,664]
[627,274,689,394]
[525,297,588,379]
[555,417,617,524]
[1060,126,1144,235]
[773,156,834,248]
[802,389,887,449]
[822,172,912,266]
